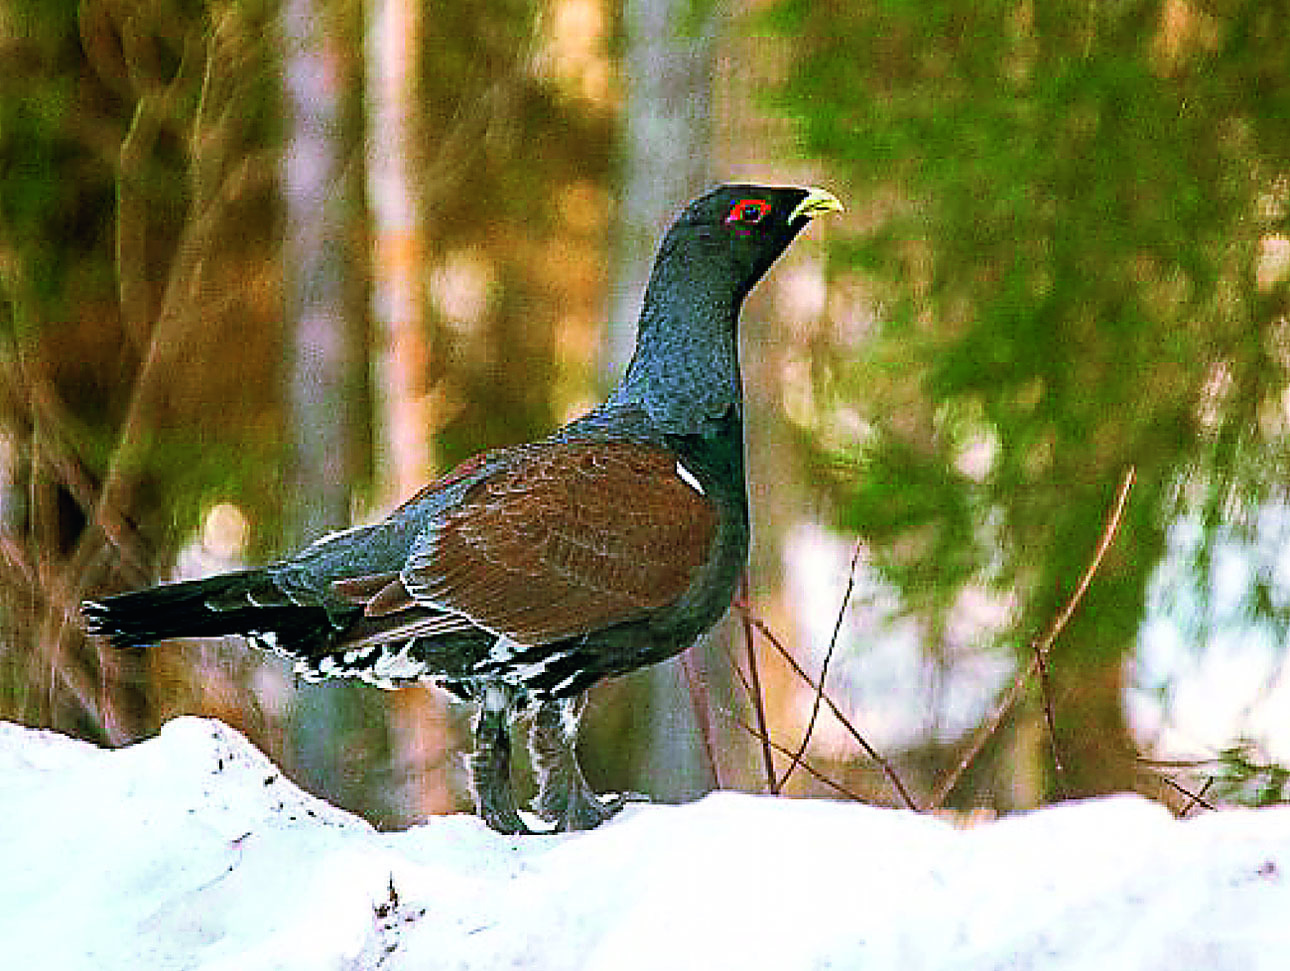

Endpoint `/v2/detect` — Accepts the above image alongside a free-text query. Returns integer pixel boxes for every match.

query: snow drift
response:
[1,717,1287,970]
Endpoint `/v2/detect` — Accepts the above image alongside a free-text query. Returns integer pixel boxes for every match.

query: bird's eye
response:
[725,199,771,227]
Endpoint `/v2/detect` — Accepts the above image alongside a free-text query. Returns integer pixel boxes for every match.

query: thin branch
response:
[4,357,144,567]
[727,621,757,704]
[27,623,109,736]
[736,575,778,795]
[0,535,35,590]
[116,95,161,343]
[1152,772,1216,816]
[777,540,863,791]
[1136,755,1227,770]
[1032,634,1064,793]
[724,709,866,804]
[928,466,1136,810]
[738,608,919,811]
[1134,756,1218,816]
[1176,775,1216,817]
[1034,466,1137,662]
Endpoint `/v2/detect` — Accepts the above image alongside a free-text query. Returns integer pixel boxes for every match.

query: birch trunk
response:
[365,0,453,820]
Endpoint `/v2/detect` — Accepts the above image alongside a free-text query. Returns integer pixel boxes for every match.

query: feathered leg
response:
[469,683,531,835]
[527,695,624,832]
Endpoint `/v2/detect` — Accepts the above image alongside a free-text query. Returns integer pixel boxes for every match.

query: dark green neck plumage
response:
[610,247,746,437]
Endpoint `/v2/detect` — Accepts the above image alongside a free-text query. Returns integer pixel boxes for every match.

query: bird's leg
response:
[527,695,625,832]
[469,683,532,835]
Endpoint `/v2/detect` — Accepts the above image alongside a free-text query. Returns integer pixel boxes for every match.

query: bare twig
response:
[737,607,919,811]
[724,709,866,804]
[1,356,149,578]
[928,466,1136,810]
[1179,776,1216,816]
[1136,755,1226,770]
[727,622,757,704]
[0,535,35,589]
[1134,756,1219,815]
[928,660,1027,811]
[1033,467,1137,662]
[26,624,108,733]
[1157,773,1217,816]
[736,575,778,795]
[35,14,274,740]
[1032,636,1064,793]
[777,540,863,791]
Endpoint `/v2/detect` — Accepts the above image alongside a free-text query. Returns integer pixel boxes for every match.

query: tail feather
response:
[82,569,336,653]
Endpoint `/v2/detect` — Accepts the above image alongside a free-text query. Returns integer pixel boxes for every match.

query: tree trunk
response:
[281,3,356,543]
[603,0,722,382]
[364,0,453,821]
[608,0,724,803]
[281,0,383,822]
[368,0,433,506]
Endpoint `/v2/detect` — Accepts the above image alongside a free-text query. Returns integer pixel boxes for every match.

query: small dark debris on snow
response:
[375,875,400,920]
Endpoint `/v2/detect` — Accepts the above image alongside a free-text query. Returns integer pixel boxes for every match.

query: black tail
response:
[82,569,335,653]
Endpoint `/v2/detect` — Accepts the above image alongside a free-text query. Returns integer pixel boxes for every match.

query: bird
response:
[83,183,843,834]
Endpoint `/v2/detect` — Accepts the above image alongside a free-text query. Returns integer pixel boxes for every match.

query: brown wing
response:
[403,440,719,644]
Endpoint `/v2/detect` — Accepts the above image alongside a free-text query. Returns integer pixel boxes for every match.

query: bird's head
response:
[660,184,844,300]
[612,183,843,434]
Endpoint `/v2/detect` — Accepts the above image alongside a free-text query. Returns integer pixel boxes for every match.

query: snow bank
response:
[1,717,1287,970]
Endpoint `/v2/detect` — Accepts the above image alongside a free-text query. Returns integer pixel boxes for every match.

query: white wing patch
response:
[675,459,705,496]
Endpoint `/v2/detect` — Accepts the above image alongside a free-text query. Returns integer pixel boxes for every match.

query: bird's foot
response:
[534,779,627,832]
[535,780,654,832]
[526,695,656,831]
[471,684,534,835]
[474,770,536,836]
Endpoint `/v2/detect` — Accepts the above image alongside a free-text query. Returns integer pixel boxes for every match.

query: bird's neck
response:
[611,264,746,436]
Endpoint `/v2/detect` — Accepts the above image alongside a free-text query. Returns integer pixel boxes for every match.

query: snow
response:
[2,718,1288,970]
[1133,514,1290,763]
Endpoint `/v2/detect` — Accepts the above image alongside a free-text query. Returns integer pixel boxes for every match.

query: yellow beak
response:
[790,187,845,222]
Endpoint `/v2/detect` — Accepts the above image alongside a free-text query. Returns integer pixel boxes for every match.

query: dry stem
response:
[777,540,863,792]
[733,605,919,811]
[736,575,779,795]
[928,466,1136,810]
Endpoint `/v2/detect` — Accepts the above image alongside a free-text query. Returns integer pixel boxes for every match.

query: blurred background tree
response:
[3,0,1289,828]
[1,0,284,745]
[0,0,615,825]
[767,0,1290,805]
